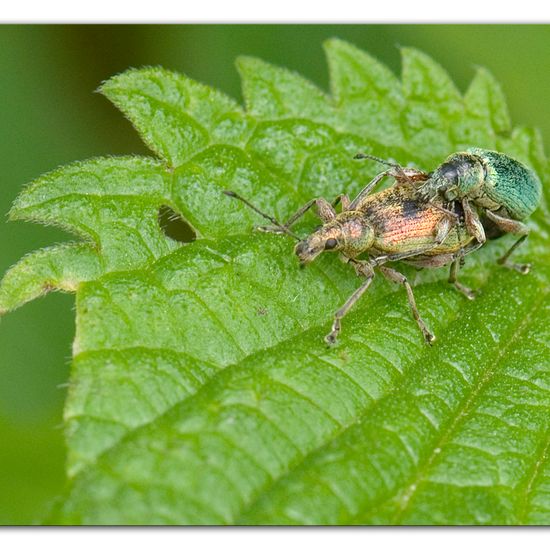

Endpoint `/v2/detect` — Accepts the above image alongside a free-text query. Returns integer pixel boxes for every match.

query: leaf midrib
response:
[387,287,549,524]
[235,269,548,524]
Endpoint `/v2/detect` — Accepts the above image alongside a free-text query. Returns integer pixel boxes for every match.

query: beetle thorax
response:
[335,212,375,257]
[420,152,486,202]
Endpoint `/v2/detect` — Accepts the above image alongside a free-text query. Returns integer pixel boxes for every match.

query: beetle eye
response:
[324,238,338,250]
[439,162,459,183]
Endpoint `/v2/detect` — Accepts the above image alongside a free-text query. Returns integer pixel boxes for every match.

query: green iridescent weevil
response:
[414,148,542,274]
[224,159,477,345]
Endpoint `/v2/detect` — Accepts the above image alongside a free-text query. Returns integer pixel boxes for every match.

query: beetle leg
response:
[485,210,530,233]
[497,235,530,274]
[354,152,429,185]
[316,198,339,222]
[463,199,486,245]
[391,167,431,187]
[325,263,376,345]
[331,194,351,211]
[430,202,460,222]
[485,210,531,274]
[258,197,336,234]
[347,258,374,278]
[290,197,336,224]
[433,215,454,246]
[378,265,435,344]
[455,240,484,258]
[448,255,476,300]
[349,166,430,210]
[348,170,391,209]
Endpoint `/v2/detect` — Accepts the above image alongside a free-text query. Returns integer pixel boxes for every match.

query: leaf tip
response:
[7,201,24,222]
[96,73,118,97]
[96,69,131,98]
[465,65,512,135]
[322,36,347,53]
[399,45,437,76]
[97,65,163,97]
[323,37,359,66]
[469,64,503,93]
[235,55,263,75]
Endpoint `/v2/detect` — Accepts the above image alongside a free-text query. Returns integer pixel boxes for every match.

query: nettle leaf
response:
[237,56,336,126]
[1,41,549,525]
[100,68,250,167]
[325,39,405,148]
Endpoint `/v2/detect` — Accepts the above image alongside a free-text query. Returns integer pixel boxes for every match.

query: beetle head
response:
[294,212,374,266]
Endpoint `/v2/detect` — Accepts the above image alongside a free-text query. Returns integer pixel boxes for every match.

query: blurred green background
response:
[1,24,549,524]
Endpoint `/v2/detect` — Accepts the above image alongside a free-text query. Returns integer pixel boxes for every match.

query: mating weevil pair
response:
[224,148,541,345]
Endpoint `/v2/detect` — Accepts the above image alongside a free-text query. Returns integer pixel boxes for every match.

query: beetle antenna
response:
[354,152,401,169]
[223,190,301,241]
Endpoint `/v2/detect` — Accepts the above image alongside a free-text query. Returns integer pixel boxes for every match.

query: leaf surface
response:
[1,40,549,525]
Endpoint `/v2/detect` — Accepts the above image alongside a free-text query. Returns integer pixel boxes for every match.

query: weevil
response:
[405,148,542,274]
[224,162,477,345]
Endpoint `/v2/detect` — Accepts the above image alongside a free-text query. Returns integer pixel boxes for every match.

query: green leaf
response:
[100,68,249,167]
[324,38,404,147]
[237,56,336,125]
[1,40,549,525]
[464,67,511,135]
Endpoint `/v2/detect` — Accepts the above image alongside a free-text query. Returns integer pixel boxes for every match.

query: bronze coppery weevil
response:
[224,157,478,345]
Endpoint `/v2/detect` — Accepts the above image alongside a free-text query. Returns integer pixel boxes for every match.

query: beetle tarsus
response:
[453,282,477,300]
[498,258,531,275]
[424,331,436,345]
[325,321,341,346]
